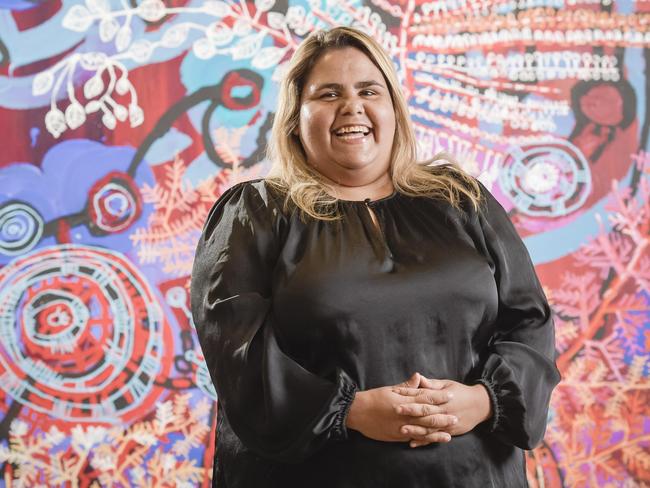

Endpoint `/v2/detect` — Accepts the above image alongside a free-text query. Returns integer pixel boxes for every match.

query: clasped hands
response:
[345,372,492,448]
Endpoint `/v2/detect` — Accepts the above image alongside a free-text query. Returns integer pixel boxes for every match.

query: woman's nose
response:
[339,97,364,115]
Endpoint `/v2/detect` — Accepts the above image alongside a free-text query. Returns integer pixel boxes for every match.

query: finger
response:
[418,377,448,390]
[405,389,452,405]
[397,372,421,389]
[424,389,453,405]
[399,424,430,438]
[422,414,458,429]
[401,424,453,438]
[391,387,422,397]
[409,432,452,448]
[393,388,453,405]
[401,413,458,430]
[395,403,445,417]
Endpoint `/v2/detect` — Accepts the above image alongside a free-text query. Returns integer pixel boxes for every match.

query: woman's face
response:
[296,47,396,186]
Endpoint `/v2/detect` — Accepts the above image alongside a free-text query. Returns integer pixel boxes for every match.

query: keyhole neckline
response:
[335,189,399,205]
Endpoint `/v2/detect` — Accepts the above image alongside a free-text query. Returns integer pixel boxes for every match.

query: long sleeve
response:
[471,181,561,450]
[190,181,357,464]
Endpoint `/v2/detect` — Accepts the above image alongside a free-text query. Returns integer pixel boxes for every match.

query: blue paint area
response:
[477,119,503,135]
[521,92,577,137]
[550,102,577,138]
[0,0,41,10]
[185,99,211,141]
[145,128,193,166]
[184,152,221,189]
[231,85,253,99]
[212,104,258,130]
[0,6,84,67]
[180,44,277,110]
[180,49,279,159]
[181,53,255,94]
[615,0,634,14]
[29,127,39,147]
[625,47,646,142]
[0,139,155,266]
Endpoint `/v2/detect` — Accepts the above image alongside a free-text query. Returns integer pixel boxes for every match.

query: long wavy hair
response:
[265,26,483,221]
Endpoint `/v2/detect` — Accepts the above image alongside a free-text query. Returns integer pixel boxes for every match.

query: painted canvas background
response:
[0,0,648,486]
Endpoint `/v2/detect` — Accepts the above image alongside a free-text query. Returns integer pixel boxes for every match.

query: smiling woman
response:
[293,46,396,201]
[265,27,484,220]
[191,26,561,488]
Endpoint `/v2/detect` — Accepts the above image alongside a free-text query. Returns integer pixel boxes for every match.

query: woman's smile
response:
[332,125,373,143]
[296,46,396,182]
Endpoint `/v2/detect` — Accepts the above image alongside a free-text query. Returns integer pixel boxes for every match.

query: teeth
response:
[334,125,370,135]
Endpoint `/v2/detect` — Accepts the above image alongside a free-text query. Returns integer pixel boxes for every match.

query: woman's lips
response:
[333,129,373,144]
[334,133,371,144]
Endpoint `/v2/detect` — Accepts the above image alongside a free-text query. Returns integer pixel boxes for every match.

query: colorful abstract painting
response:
[0,0,648,486]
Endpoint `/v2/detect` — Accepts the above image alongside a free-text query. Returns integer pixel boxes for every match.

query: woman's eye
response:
[318,90,377,99]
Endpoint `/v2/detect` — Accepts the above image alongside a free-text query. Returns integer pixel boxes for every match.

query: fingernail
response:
[447,392,454,400]
[397,406,403,414]
[410,441,417,448]
[401,427,408,434]
[451,416,458,424]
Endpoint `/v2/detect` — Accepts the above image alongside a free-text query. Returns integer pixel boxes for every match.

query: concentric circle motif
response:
[499,140,592,217]
[87,172,142,235]
[164,285,217,401]
[0,244,164,422]
[0,201,44,256]
[185,349,217,400]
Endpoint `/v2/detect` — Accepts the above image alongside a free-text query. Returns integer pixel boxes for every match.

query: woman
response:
[190,26,561,487]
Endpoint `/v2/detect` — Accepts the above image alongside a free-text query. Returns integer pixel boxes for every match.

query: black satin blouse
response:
[190,172,561,488]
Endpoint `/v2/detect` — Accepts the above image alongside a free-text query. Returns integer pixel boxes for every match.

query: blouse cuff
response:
[473,378,501,433]
[330,370,358,441]
[474,352,527,437]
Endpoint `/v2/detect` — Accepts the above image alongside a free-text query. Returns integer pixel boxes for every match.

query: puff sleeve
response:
[190,181,357,463]
[471,182,561,450]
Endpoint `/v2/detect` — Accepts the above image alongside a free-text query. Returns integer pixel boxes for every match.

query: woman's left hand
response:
[391,376,493,447]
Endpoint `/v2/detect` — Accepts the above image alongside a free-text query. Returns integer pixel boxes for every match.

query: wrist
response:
[472,384,493,423]
[345,390,366,432]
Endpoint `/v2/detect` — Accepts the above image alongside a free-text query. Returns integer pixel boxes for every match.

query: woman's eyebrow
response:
[312,80,385,91]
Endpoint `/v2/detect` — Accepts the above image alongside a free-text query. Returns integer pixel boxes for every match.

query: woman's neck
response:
[320,171,394,202]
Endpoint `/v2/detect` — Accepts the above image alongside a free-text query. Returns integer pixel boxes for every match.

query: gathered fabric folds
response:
[190,175,561,488]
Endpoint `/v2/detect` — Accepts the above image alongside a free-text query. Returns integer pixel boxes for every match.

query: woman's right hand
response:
[345,373,457,444]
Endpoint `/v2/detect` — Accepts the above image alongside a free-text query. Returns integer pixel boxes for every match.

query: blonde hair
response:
[265,26,482,221]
